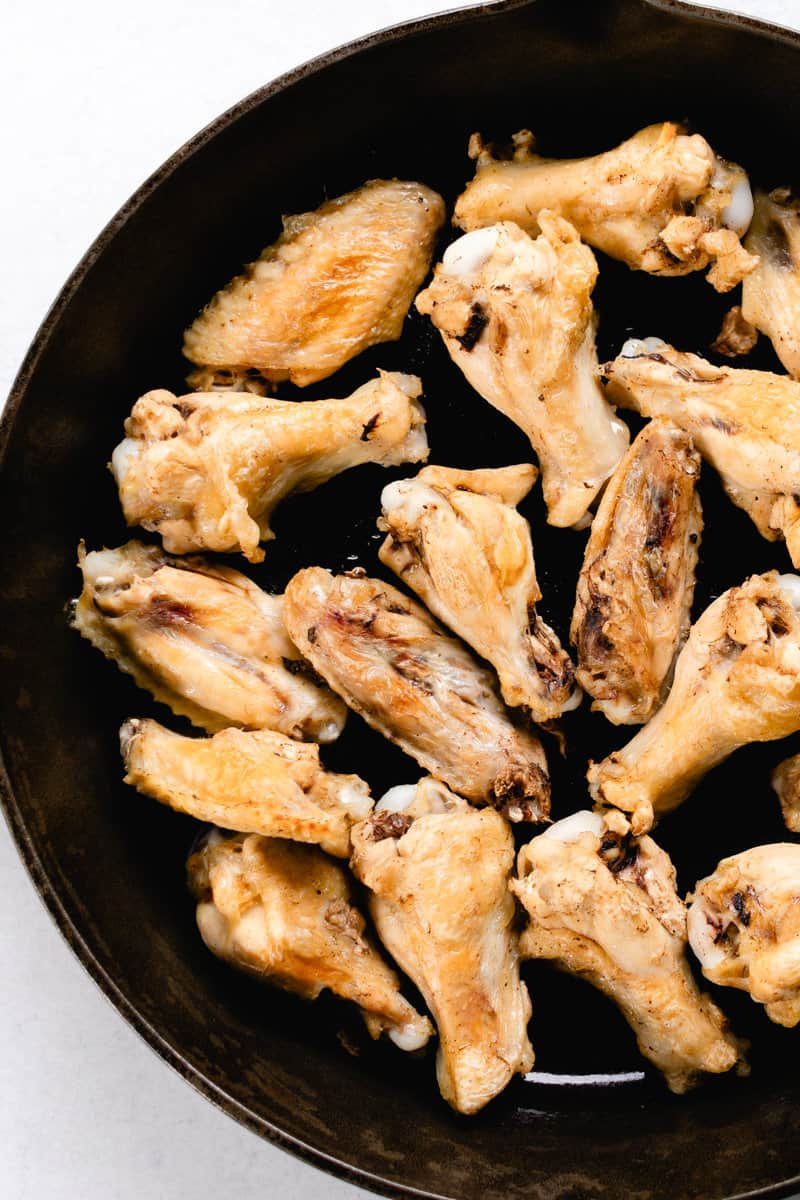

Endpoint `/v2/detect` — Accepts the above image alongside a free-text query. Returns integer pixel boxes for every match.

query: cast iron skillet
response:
[4,0,800,1195]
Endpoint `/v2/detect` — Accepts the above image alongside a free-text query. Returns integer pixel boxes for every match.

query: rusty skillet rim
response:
[2,1,800,1197]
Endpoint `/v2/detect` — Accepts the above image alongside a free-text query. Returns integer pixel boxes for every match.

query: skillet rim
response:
[3,1,800,1196]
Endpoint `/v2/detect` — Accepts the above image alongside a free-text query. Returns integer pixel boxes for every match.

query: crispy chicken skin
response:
[603,339,800,566]
[512,812,744,1092]
[120,718,371,857]
[689,844,800,1028]
[416,216,628,527]
[571,422,702,725]
[378,463,579,721]
[182,179,445,387]
[71,541,346,741]
[283,567,550,820]
[454,123,756,291]
[188,831,432,1050]
[742,189,800,378]
[771,753,800,833]
[711,305,758,359]
[588,572,800,834]
[112,372,428,563]
[350,777,533,1113]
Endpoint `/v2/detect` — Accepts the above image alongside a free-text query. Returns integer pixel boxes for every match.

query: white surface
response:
[2,1,799,1197]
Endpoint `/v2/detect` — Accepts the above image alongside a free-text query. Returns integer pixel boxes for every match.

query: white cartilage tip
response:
[541,810,605,843]
[442,226,501,277]
[722,175,754,236]
[376,784,418,813]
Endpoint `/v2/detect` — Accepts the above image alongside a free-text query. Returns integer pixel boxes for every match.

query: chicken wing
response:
[283,567,550,820]
[741,189,800,377]
[188,831,432,1049]
[588,572,800,834]
[378,463,579,720]
[771,753,800,833]
[120,718,370,857]
[182,179,445,387]
[71,541,346,741]
[454,123,756,291]
[350,777,533,1113]
[689,844,800,1027]
[511,811,744,1092]
[112,372,428,563]
[571,421,702,725]
[415,215,629,526]
[603,339,800,566]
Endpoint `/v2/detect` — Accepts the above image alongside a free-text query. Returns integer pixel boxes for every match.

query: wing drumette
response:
[603,339,800,566]
[120,718,371,857]
[588,572,800,834]
[71,541,346,741]
[283,567,550,820]
[689,844,800,1028]
[188,831,432,1050]
[378,463,579,721]
[454,123,756,291]
[511,812,745,1093]
[571,421,702,724]
[350,777,533,1113]
[112,372,428,562]
[741,189,800,377]
[183,179,445,387]
[415,215,628,527]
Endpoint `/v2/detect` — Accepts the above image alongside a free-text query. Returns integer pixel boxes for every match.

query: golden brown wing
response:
[283,567,550,821]
[71,541,346,740]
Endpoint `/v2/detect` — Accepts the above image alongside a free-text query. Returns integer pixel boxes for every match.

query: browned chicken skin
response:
[416,215,628,527]
[183,179,445,387]
[771,752,800,833]
[378,463,579,721]
[120,718,371,857]
[571,421,702,725]
[350,777,533,1113]
[71,541,346,740]
[588,572,800,834]
[512,811,745,1093]
[188,831,432,1049]
[454,123,756,290]
[689,844,800,1028]
[603,339,800,566]
[742,189,800,377]
[112,372,428,563]
[283,567,550,820]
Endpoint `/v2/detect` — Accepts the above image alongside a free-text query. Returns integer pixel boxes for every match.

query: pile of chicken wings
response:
[72,121,800,1114]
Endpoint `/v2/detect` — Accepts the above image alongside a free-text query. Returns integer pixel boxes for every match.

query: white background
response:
[2,1,798,1197]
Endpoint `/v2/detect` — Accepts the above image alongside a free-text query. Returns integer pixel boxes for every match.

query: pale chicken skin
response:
[350,777,533,1113]
[511,812,744,1093]
[454,123,756,291]
[283,567,550,821]
[416,215,629,527]
[188,831,432,1050]
[71,541,346,741]
[742,189,800,378]
[689,844,800,1028]
[112,372,428,563]
[120,718,371,858]
[571,421,702,725]
[603,339,800,567]
[588,572,800,835]
[182,179,445,387]
[378,463,579,721]
[771,752,800,833]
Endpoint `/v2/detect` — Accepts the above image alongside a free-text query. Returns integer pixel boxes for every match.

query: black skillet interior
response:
[3,1,800,1196]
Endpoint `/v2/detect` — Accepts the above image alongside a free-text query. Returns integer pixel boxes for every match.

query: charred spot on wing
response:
[491,763,550,822]
[731,890,752,926]
[456,303,489,352]
[710,416,737,435]
[599,830,641,876]
[306,626,318,644]
[360,413,380,441]
[369,811,414,841]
